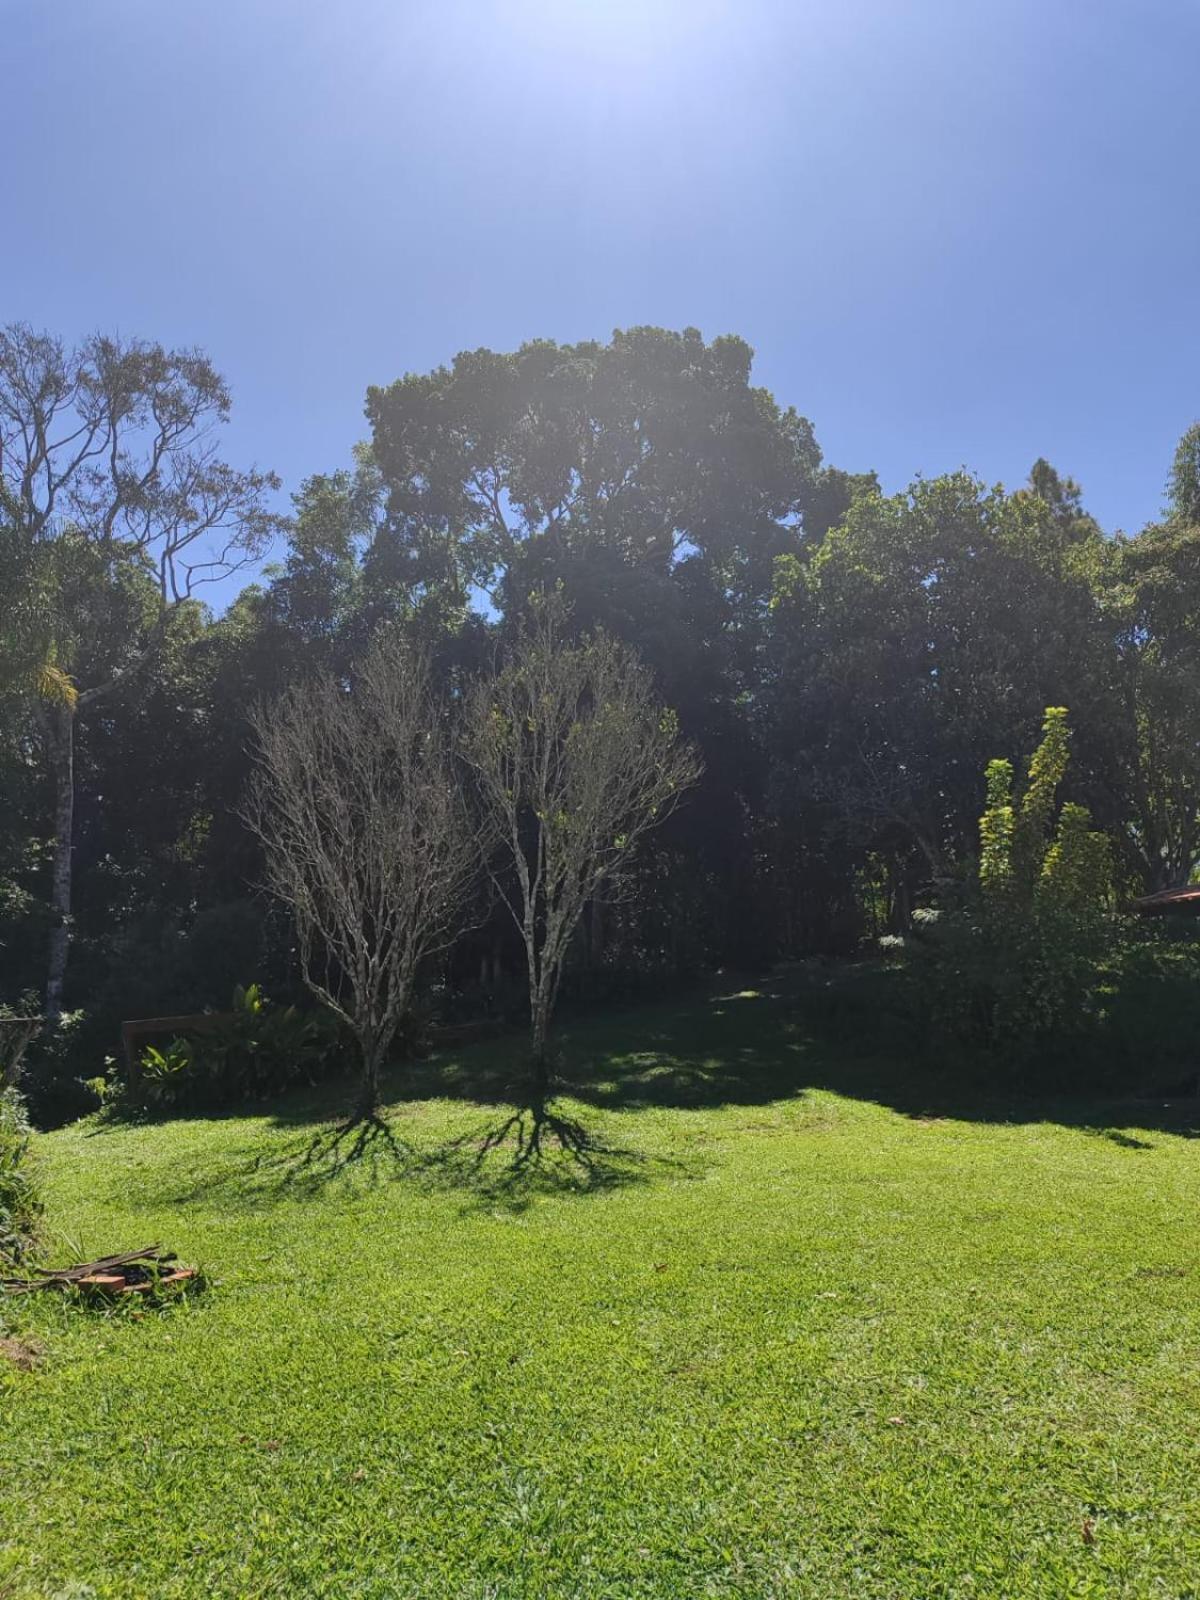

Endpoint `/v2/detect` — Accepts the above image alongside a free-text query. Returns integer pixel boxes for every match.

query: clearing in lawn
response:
[2,980,1200,1598]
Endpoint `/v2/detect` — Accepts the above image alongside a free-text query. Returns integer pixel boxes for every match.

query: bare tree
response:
[0,324,283,1012]
[246,642,477,1118]
[465,597,701,1092]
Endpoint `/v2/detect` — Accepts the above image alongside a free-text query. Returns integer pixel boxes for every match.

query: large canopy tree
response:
[365,327,831,601]
[763,467,1110,929]
[366,327,866,967]
[1091,433,1200,889]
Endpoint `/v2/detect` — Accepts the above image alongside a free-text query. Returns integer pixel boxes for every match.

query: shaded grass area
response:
[3,976,1200,1597]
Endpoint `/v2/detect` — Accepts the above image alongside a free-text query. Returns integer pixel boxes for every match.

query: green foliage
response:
[1168,420,1200,525]
[136,1037,197,1105]
[17,1010,94,1132]
[1100,509,1200,887]
[124,985,346,1113]
[915,708,1114,1052]
[0,1087,42,1267]
[1009,705,1072,889]
[978,758,1015,896]
[1095,928,1200,1089]
[5,328,1200,1102]
[366,327,824,598]
[1040,803,1113,909]
[765,471,1111,899]
[977,707,1112,916]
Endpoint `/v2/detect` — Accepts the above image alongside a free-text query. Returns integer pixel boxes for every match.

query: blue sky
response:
[4,0,1198,604]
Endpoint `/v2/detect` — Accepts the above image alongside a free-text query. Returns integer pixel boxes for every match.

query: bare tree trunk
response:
[44,702,75,1018]
[530,992,552,1098]
[465,600,700,1106]
[356,1033,381,1121]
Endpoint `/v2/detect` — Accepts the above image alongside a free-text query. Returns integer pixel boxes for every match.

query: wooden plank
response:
[120,1013,233,1074]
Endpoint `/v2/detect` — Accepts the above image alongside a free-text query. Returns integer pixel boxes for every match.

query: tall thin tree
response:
[465,596,701,1092]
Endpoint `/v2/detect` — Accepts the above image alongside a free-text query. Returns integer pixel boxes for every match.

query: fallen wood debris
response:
[2,1244,197,1296]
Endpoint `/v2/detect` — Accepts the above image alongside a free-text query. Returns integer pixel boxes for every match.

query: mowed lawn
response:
[3,984,1200,1598]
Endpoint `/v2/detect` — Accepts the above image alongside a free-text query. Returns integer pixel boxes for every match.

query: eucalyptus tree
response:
[0,324,282,1012]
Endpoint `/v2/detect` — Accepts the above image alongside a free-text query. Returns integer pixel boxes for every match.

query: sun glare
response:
[508,0,731,74]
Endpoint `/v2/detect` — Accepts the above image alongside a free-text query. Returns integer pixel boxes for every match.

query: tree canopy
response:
[3,322,1199,1122]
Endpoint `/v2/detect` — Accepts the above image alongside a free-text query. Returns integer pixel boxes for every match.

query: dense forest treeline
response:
[3,324,1199,1122]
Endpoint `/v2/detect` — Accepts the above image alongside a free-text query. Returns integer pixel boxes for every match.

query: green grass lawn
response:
[3,980,1200,1598]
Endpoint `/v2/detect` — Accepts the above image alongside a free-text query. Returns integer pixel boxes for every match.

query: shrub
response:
[910,708,1115,1056]
[0,1088,42,1267]
[1095,928,1200,1092]
[123,984,347,1113]
[19,1009,97,1131]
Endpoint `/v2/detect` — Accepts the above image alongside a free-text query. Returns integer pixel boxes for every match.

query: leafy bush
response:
[133,1037,198,1109]
[17,899,285,1129]
[0,1087,42,1266]
[1094,929,1200,1092]
[910,709,1115,1056]
[17,1009,98,1131]
[123,984,347,1113]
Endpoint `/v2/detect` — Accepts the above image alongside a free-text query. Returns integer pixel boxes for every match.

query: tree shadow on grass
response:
[168,1094,677,1215]
[276,1114,415,1197]
[1081,1126,1157,1151]
[512,972,1200,1150]
[164,1114,411,1208]
[414,1091,678,1212]
[141,967,1200,1213]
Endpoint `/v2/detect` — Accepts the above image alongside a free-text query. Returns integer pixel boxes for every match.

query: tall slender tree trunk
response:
[44,702,76,1019]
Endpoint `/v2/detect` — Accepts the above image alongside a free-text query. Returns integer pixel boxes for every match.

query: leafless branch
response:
[464,593,701,1081]
[244,640,478,1115]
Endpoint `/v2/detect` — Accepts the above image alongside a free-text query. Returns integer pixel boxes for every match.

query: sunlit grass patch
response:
[3,984,1200,1597]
